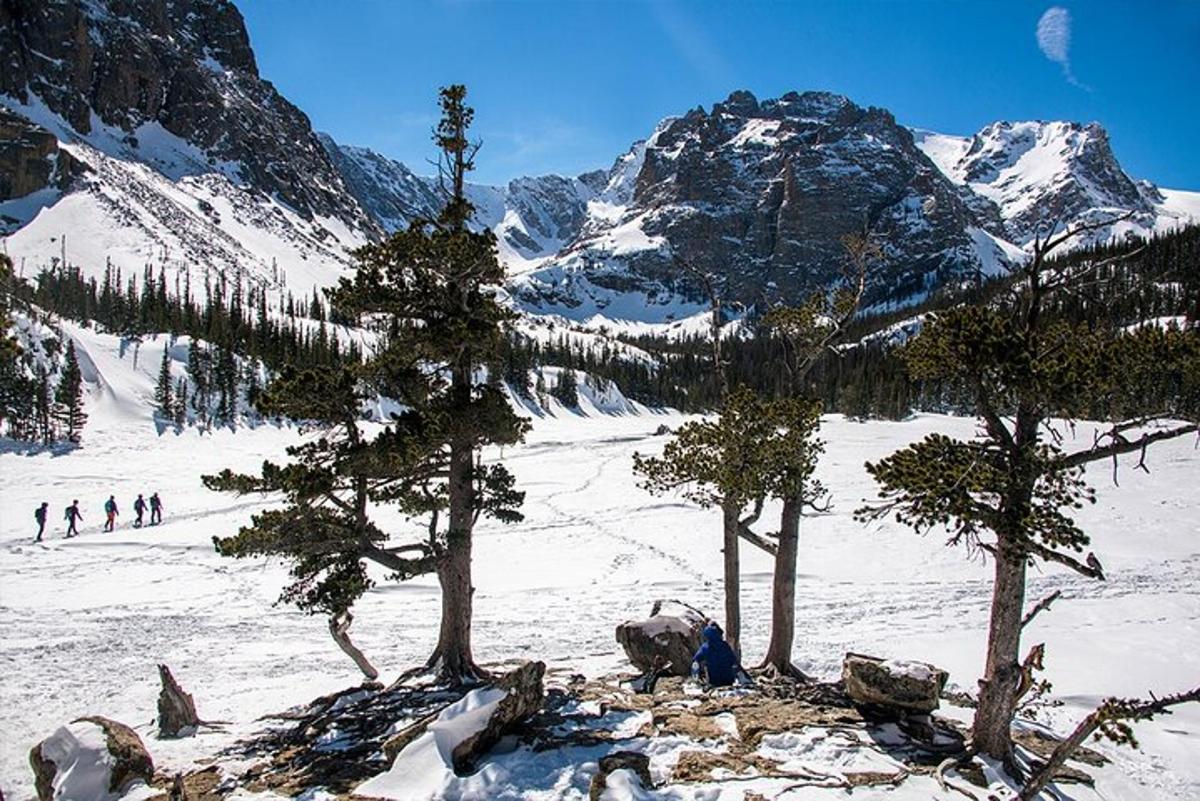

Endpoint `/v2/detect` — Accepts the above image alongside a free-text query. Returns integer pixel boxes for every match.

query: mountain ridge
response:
[1,0,1197,325]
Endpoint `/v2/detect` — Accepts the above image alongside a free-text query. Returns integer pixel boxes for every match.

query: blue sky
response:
[239,1,1200,188]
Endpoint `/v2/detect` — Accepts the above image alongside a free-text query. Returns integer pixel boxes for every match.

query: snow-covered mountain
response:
[319,134,605,273]
[512,91,1007,320]
[0,0,374,294]
[913,122,1200,248]
[2,0,1197,323]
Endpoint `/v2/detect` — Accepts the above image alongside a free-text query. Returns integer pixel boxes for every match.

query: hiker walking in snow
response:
[104,495,119,532]
[64,500,82,537]
[35,502,48,542]
[690,622,739,688]
[149,492,163,525]
[133,494,147,528]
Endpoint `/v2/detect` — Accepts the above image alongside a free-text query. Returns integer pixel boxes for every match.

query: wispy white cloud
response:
[651,2,736,95]
[1036,6,1089,89]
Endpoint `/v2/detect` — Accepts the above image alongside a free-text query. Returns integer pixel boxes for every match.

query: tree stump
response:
[157,664,201,738]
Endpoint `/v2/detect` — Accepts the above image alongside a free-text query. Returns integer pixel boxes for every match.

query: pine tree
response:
[749,234,870,675]
[155,344,173,418]
[187,340,210,427]
[857,218,1200,767]
[173,377,188,427]
[0,254,27,436]
[0,254,20,367]
[206,85,528,684]
[34,363,54,444]
[535,370,547,407]
[634,387,778,653]
[551,368,579,407]
[54,339,87,442]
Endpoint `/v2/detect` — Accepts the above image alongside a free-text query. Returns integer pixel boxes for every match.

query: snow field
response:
[1,323,1198,798]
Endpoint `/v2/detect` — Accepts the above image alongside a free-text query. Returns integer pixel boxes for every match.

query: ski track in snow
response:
[2,329,1199,798]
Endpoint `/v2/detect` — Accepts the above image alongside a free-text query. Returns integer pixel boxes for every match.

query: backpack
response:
[64,506,72,520]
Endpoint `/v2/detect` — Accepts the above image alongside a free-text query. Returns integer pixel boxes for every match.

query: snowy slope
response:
[0,98,368,295]
[2,322,1199,799]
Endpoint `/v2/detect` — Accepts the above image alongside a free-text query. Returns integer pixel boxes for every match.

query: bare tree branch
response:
[1061,423,1198,470]
[1019,686,1200,800]
[1026,542,1105,580]
[1022,590,1062,629]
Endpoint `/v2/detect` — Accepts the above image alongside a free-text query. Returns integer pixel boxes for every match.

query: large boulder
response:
[615,601,706,676]
[841,653,948,715]
[29,717,154,801]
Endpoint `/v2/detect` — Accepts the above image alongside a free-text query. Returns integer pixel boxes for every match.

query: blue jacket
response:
[691,624,737,686]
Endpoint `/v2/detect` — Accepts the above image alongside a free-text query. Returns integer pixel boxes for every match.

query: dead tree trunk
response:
[157,664,200,737]
[972,540,1028,764]
[761,497,802,675]
[329,612,379,680]
[721,500,742,655]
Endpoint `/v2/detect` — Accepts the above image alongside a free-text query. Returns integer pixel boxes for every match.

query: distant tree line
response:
[610,225,1200,418]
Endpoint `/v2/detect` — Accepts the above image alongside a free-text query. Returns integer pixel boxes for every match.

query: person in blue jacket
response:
[691,622,738,687]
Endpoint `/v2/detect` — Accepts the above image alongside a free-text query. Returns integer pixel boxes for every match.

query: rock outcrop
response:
[615,601,706,676]
[0,0,366,227]
[157,664,201,738]
[841,653,948,715]
[0,108,82,201]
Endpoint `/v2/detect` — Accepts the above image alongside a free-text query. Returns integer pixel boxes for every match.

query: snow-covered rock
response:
[588,752,653,800]
[29,717,154,801]
[356,661,545,800]
[913,121,1196,250]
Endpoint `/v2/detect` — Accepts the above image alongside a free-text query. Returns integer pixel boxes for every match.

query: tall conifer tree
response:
[207,86,527,684]
[54,339,86,442]
[858,218,1200,766]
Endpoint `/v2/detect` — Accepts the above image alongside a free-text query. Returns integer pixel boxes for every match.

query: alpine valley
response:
[4,3,1200,801]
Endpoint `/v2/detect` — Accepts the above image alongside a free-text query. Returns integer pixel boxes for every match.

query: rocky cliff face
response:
[0,0,367,228]
[0,108,83,204]
[512,91,1006,318]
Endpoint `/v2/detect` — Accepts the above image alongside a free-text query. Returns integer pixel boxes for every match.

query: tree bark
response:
[972,540,1028,763]
[761,497,801,673]
[721,500,742,656]
[432,416,480,683]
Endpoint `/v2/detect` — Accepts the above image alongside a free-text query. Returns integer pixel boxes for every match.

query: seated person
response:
[691,622,738,687]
